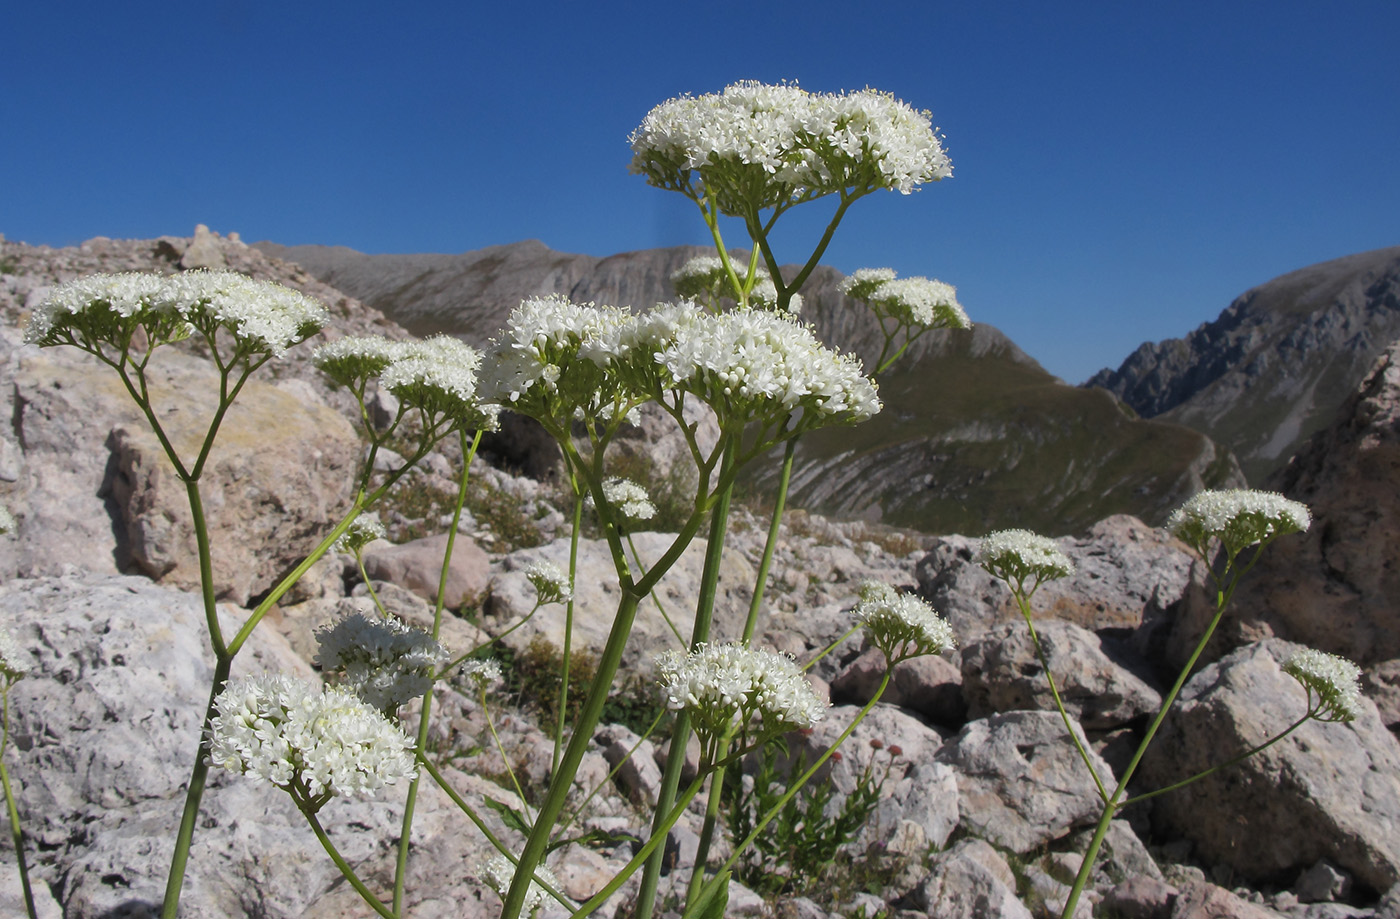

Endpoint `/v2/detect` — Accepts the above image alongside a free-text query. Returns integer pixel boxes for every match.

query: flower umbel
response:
[208,673,416,811]
[977,529,1075,590]
[0,626,29,684]
[482,854,561,913]
[332,514,387,556]
[1167,489,1311,558]
[590,477,657,523]
[630,81,950,216]
[852,580,955,663]
[1283,648,1363,722]
[523,560,573,605]
[315,612,448,714]
[656,642,826,754]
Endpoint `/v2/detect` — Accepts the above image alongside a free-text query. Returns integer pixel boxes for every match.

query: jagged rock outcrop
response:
[256,239,1244,534]
[1140,640,1400,893]
[1165,337,1400,669]
[1087,246,1400,483]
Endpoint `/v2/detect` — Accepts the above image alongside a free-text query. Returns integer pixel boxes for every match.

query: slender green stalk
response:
[636,442,737,919]
[555,480,585,775]
[802,625,861,673]
[2,687,36,919]
[301,804,396,919]
[558,706,667,838]
[393,429,482,915]
[1013,591,1109,803]
[1059,553,1248,918]
[568,773,708,918]
[499,589,644,919]
[685,670,892,918]
[743,438,796,643]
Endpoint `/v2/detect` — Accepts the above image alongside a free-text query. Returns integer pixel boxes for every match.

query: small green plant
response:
[723,736,897,898]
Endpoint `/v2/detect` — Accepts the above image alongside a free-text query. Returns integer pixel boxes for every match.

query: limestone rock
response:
[1170,881,1284,919]
[1169,339,1400,668]
[180,223,227,269]
[907,838,1034,919]
[361,532,491,610]
[1140,639,1400,892]
[831,646,966,726]
[1102,875,1180,919]
[916,515,1195,642]
[934,710,1115,853]
[961,619,1161,728]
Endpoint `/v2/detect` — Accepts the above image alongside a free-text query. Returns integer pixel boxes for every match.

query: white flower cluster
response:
[670,256,801,314]
[457,657,503,691]
[483,297,879,435]
[1283,648,1362,722]
[977,529,1075,588]
[629,81,950,215]
[0,504,14,536]
[586,477,657,523]
[641,302,880,429]
[852,581,955,662]
[332,513,387,556]
[656,642,826,745]
[1167,489,1311,556]
[314,334,498,431]
[315,612,447,713]
[479,295,633,416]
[208,673,415,809]
[0,626,30,684]
[27,270,327,357]
[841,270,969,330]
[523,560,572,605]
[481,854,561,913]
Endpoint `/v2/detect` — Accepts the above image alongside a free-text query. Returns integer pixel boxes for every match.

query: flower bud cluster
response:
[0,626,29,685]
[629,81,950,215]
[852,580,955,662]
[314,334,498,432]
[208,673,415,809]
[1167,489,1311,557]
[28,270,327,357]
[315,612,447,714]
[840,269,969,331]
[1283,648,1363,722]
[0,504,14,536]
[656,642,826,747]
[523,560,572,605]
[332,513,387,556]
[457,657,503,691]
[481,854,560,913]
[977,529,1075,588]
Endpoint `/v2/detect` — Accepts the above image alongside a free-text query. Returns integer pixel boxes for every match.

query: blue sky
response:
[4,1,1397,383]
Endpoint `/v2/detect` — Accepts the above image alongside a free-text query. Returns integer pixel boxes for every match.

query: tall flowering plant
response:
[977,491,1361,919]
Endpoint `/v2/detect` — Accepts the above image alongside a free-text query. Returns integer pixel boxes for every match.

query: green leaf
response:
[482,797,532,835]
[545,828,640,855]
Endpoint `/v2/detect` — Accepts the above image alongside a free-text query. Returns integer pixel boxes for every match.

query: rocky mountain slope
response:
[1087,246,1400,483]
[256,239,1242,534]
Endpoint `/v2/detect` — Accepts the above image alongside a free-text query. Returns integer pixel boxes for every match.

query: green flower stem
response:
[685,669,892,919]
[568,773,708,918]
[356,551,390,618]
[161,653,231,919]
[499,588,644,919]
[636,441,738,919]
[555,479,586,775]
[627,533,686,646]
[301,803,396,919]
[558,706,667,838]
[746,187,866,312]
[2,687,37,919]
[393,428,482,916]
[1012,589,1109,804]
[743,438,796,643]
[1119,709,1314,809]
[802,624,861,673]
[1059,554,1247,919]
